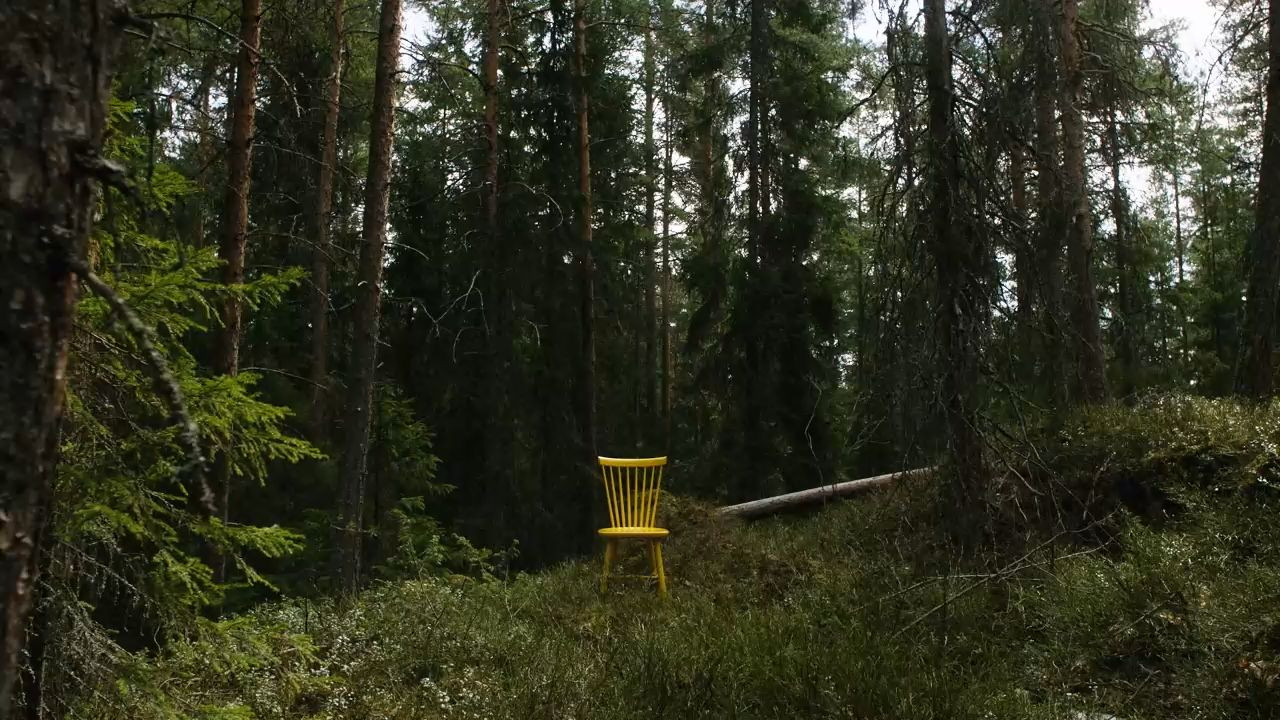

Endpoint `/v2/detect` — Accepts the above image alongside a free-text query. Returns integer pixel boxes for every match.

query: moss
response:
[96,395,1280,720]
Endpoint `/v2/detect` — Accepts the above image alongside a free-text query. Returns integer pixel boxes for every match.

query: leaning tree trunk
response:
[1056,0,1107,404]
[572,0,598,461]
[210,0,263,580]
[1240,0,1280,399]
[0,1,120,714]
[307,0,345,440]
[335,0,402,593]
[923,0,989,540]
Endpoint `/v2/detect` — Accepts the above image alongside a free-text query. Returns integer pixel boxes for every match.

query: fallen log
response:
[717,467,935,520]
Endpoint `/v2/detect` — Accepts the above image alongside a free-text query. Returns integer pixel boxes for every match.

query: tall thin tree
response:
[573,0,598,460]
[1032,0,1067,409]
[335,0,402,592]
[1107,107,1140,397]
[210,0,263,577]
[1055,0,1107,403]
[661,64,675,447]
[1240,0,1280,398]
[923,0,990,536]
[307,0,346,439]
[642,1,659,443]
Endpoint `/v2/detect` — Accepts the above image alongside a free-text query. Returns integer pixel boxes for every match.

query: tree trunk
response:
[1056,0,1107,403]
[747,0,765,267]
[1011,144,1033,354]
[484,0,499,242]
[335,0,401,593]
[642,5,658,444]
[308,0,344,441]
[189,56,220,251]
[216,0,263,394]
[1172,162,1188,366]
[479,0,516,537]
[719,468,934,519]
[1240,0,1280,398]
[741,0,769,496]
[209,0,263,581]
[573,0,598,460]
[661,77,675,448]
[924,0,989,539]
[1032,3,1067,410]
[0,1,119,713]
[1107,110,1139,397]
[1001,1,1034,378]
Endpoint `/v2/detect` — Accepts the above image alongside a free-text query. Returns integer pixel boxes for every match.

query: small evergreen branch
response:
[71,259,214,516]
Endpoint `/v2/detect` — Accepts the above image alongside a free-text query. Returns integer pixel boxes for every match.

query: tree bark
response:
[573,0,598,460]
[1056,0,1107,403]
[1240,0,1280,398]
[1011,141,1034,371]
[307,0,345,440]
[1000,1,1034,377]
[924,0,989,537]
[661,76,675,448]
[0,1,120,713]
[642,5,659,443]
[746,0,765,267]
[215,0,263,383]
[1172,162,1188,366]
[1032,2,1067,410]
[189,56,220,251]
[335,0,401,593]
[719,468,934,519]
[484,0,499,242]
[479,0,516,536]
[209,0,263,581]
[1107,110,1139,397]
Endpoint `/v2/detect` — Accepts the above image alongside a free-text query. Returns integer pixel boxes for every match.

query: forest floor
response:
[139,398,1279,720]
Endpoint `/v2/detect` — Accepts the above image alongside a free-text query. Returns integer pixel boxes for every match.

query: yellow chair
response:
[597,456,668,597]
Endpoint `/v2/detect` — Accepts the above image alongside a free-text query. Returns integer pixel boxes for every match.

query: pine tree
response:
[336,0,402,592]
[1240,0,1280,398]
[1056,0,1107,403]
[923,0,989,536]
[307,0,345,438]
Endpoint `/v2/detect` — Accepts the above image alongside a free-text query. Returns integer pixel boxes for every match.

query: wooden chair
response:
[597,456,668,597]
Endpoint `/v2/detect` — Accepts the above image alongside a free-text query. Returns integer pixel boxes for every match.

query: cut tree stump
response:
[717,467,934,520]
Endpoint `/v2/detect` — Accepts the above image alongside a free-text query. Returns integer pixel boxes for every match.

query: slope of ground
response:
[101,397,1279,720]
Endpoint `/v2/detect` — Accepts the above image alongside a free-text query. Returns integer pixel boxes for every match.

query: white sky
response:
[403,0,1229,118]
[400,0,1231,208]
[406,1,1225,90]
[851,0,1220,69]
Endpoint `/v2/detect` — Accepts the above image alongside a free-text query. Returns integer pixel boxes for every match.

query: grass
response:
[91,396,1280,719]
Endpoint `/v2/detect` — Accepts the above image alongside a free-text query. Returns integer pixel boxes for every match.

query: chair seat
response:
[598,526,669,538]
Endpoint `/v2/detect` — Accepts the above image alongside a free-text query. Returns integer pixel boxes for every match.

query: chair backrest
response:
[598,456,667,528]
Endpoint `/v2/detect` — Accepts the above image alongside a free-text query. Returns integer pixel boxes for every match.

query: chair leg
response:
[601,540,617,592]
[651,540,667,598]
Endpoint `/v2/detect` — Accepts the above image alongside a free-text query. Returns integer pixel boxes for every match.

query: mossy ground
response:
[103,398,1280,720]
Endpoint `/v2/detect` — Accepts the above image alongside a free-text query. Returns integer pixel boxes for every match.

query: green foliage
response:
[1052,395,1280,527]
[95,395,1274,720]
[32,92,321,717]
[380,497,504,581]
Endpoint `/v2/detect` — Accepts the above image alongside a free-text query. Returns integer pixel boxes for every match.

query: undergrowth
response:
[79,395,1279,719]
